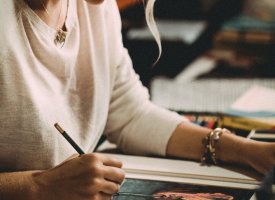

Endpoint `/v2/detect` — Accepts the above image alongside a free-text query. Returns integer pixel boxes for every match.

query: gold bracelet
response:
[201,128,230,165]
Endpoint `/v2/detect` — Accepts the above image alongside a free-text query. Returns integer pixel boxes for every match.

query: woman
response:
[0,0,274,199]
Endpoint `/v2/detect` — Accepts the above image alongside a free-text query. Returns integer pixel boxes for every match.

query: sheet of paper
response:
[104,153,260,190]
[231,86,275,112]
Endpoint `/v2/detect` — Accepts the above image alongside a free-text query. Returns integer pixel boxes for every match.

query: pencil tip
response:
[54,123,64,134]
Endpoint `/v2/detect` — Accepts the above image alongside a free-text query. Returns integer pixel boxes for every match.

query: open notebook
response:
[100,153,262,200]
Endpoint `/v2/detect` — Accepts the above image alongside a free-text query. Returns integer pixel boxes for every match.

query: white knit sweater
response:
[0,0,184,171]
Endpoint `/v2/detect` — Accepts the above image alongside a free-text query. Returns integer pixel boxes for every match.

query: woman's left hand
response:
[243,140,275,174]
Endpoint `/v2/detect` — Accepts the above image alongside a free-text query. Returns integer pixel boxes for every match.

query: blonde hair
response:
[144,0,161,62]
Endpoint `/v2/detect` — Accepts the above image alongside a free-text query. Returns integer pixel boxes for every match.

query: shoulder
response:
[0,1,26,42]
[0,0,23,56]
[0,0,23,28]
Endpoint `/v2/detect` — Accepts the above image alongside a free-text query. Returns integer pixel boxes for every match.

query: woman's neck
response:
[24,0,68,30]
[24,0,60,11]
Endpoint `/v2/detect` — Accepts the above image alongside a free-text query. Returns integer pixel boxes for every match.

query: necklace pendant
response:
[54,29,67,47]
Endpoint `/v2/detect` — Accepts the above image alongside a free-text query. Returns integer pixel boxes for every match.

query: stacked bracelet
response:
[201,128,230,165]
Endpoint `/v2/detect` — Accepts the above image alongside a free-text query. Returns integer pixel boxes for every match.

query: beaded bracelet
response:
[201,128,230,165]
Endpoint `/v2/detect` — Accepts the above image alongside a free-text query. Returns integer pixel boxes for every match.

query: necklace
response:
[40,0,67,47]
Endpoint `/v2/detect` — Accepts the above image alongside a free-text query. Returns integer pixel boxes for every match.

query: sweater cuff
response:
[119,104,189,156]
[145,106,188,156]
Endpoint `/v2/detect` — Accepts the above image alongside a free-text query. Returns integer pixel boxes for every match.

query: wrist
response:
[239,139,266,170]
[218,132,250,165]
[30,170,49,200]
[236,138,251,166]
[0,171,43,200]
[201,128,231,165]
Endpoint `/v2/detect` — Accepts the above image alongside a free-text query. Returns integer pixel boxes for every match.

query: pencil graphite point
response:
[54,123,64,134]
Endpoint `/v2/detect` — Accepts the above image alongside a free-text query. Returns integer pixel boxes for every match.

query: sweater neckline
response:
[17,0,77,47]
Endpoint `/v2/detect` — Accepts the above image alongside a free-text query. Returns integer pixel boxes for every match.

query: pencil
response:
[54,123,85,155]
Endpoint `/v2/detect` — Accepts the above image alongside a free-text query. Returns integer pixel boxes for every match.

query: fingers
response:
[99,155,125,194]
[100,154,123,168]
[81,153,123,168]
[100,179,121,195]
[96,166,124,195]
[65,153,124,196]
[103,166,125,184]
[80,153,125,194]
[96,192,113,200]
[94,154,124,195]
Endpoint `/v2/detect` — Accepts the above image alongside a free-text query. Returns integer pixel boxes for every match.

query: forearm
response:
[166,122,248,165]
[0,171,38,200]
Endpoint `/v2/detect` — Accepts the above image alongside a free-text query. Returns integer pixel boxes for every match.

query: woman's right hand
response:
[32,153,125,200]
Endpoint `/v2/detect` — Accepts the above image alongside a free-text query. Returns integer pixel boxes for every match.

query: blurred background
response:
[115,0,275,137]
[116,0,275,87]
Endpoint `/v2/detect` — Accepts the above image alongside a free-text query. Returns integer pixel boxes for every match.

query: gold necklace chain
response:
[40,1,50,15]
[40,0,63,29]
[40,0,67,47]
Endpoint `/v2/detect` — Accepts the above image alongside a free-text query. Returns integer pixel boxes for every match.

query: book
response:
[114,178,255,200]
[221,115,275,132]
[243,0,275,22]
[101,153,262,200]
[214,14,275,45]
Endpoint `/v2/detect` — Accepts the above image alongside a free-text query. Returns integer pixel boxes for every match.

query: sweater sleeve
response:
[104,48,187,156]
[103,0,187,156]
